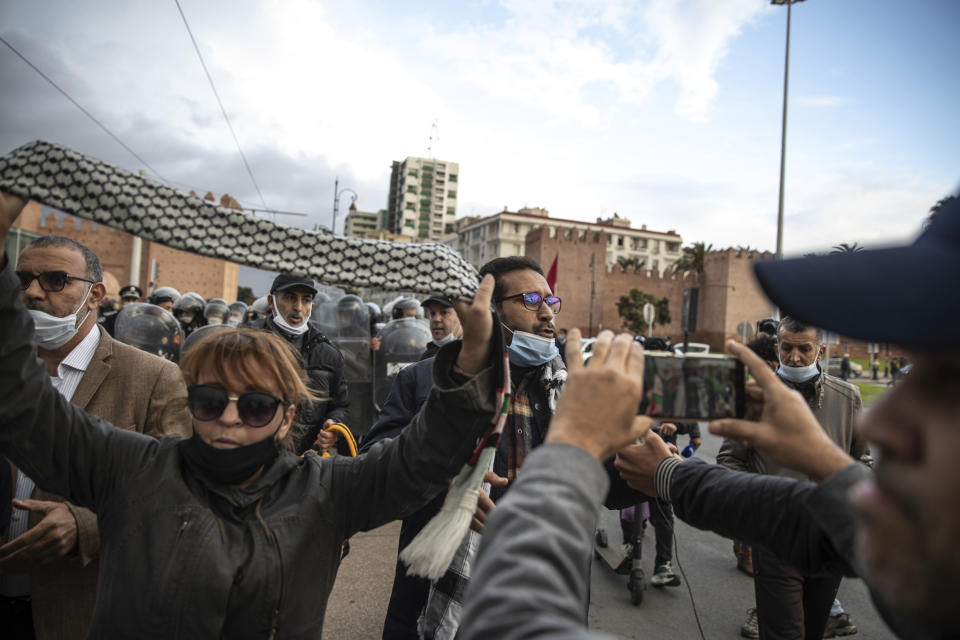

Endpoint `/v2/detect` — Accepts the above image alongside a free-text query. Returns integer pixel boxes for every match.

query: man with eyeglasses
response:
[417,256,567,640]
[2,232,190,640]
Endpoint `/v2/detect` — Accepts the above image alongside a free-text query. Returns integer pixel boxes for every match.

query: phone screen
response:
[638,352,745,421]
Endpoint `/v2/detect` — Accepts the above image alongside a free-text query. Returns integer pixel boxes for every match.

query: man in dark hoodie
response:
[251,274,350,453]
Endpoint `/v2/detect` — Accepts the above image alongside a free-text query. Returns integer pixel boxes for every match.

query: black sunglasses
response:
[187,385,284,428]
[16,270,96,293]
[495,292,562,314]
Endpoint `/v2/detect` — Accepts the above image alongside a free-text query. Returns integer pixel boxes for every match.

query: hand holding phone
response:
[638,351,745,421]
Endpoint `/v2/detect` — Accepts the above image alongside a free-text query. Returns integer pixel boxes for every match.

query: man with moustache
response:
[718,316,868,639]
[416,256,566,640]
[361,257,565,640]
[420,295,463,361]
[251,274,349,453]
[1,234,190,640]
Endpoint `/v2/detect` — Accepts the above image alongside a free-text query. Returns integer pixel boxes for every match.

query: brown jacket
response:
[717,369,870,481]
[4,326,191,640]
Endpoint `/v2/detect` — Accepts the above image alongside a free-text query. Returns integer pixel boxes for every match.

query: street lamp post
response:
[331,177,358,236]
[771,0,805,318]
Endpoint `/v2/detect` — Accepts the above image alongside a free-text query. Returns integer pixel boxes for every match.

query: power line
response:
[1,33,301,220]
[174,0,269,212]
[0,35,169,183]
[160,177,309,217]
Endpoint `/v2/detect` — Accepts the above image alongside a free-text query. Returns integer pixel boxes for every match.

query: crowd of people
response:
[1,184,958,640]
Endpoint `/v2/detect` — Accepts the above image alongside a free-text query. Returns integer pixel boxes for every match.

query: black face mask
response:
[180,429,281,486]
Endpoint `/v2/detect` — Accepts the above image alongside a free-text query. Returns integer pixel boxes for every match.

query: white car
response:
[673,342,710,355]
[826,357,863,378]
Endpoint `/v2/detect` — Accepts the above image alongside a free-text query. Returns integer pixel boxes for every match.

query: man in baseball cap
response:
[249,274,349,454]
[613,191,960,639]
[420,295,462,360]
[459,191,960,640]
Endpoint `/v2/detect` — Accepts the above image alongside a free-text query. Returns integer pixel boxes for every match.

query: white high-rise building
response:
[452,207,683,272]
[386,157,459,241]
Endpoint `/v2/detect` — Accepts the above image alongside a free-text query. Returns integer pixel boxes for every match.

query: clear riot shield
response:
[317,298,375,439]
[373,317,431,411]
[182,323,232,354]
[114,303,184,363]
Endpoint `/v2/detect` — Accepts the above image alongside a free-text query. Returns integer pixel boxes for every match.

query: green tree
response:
[236,285,256,304]
[616,256,645,274]
[616,288,671,335]
[672,241,712,275]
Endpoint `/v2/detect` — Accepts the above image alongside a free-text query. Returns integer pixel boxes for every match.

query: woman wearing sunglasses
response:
[0,191,500,638]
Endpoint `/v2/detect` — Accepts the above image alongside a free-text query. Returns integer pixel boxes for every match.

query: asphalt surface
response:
[325,427,899,639]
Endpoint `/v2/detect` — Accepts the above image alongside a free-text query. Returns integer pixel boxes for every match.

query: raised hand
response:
[451,274,495,376]
[0,190,27,264]
[545,329,653,462]
[709,340,853,481]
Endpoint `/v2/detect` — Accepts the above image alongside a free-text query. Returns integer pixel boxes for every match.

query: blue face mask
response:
[505,326,559,367]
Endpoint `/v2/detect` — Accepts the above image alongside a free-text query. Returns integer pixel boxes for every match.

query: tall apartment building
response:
[385,156,459,241]
[453,207,683,272]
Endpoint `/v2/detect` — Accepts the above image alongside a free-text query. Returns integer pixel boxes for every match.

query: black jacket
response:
[0,252,501,637]
[659,458,955,640]
[252,316,350,449]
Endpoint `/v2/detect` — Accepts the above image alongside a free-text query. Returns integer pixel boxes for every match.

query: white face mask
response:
[206,317,223,326]
[777,360,820,383]
[180,313,194,324]
[432,332,458,347]
[271,299,309,336]
[28,285,92,350]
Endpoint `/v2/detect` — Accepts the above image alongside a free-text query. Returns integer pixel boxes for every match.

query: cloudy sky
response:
[1,0,957,292]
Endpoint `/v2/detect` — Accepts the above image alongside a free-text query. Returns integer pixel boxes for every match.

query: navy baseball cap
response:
[270,274,318,295]
[754,191,960,350]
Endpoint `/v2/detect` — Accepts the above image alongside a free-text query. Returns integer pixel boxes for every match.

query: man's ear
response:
[87,282,107,309]
[816,343,827,362]
[267,294,275,310]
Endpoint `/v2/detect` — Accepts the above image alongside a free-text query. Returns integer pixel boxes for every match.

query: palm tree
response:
[830,242,864,254]
[927,195,957,227]
[616,256,645,274]
[672,242,712,275]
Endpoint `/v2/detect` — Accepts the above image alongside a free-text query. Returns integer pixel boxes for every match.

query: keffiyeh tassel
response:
[400,352,511,581]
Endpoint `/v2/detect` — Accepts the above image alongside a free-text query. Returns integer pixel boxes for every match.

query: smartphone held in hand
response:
[638,351,745,421]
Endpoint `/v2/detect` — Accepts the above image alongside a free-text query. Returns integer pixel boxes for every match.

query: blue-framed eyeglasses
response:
[495,292,561,314]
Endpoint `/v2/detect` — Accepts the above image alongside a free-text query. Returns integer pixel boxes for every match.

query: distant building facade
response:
[343,203,384,238]
[12,200,240,302]
[385,156,459,241]
[452,207,683,272]
[525,225,770,350]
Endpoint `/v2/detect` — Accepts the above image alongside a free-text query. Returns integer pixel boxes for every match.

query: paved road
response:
[326,429,898,639]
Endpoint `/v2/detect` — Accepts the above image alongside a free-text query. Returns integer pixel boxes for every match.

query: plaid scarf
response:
[418,355,566,639]
[501,372,535,483]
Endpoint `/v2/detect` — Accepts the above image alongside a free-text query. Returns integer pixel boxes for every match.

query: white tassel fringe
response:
[400,446,496,580]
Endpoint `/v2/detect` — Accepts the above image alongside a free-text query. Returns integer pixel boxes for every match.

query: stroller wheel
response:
[629,569,645,605]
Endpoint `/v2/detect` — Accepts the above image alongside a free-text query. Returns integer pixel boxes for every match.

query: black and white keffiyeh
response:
[0,140,480,299]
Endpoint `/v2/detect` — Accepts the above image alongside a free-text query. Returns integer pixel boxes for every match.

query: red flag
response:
[546,253,558,292]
